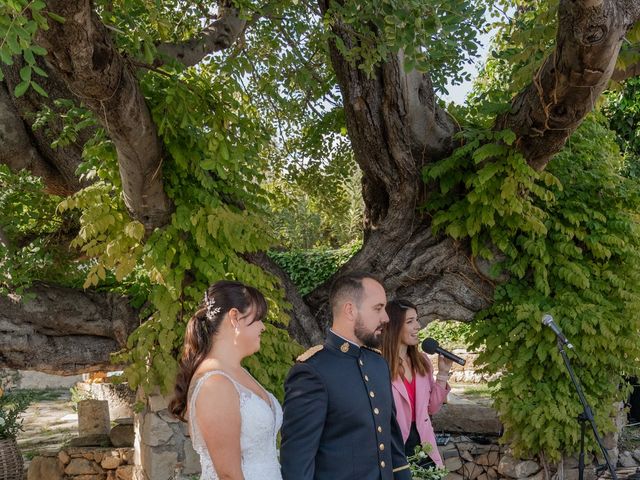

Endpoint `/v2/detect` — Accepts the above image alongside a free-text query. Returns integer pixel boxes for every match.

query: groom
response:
[280,272,412,480]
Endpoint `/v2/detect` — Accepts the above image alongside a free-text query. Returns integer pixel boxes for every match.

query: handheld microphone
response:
[421,338,466,366]
[542,314,573,349]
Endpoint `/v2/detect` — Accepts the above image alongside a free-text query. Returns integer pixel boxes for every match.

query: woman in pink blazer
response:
[381,300,452,467]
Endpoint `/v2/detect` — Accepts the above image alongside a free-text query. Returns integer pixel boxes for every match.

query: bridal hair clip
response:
[204,291,222,320]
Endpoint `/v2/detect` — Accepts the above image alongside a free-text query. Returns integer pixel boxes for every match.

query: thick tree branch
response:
[0,284,139,374]
[157,7,247,67]
[245,252,324,347]
[35,1,172,231]
[1,58,93,196]
[0,80,71,194]
[498,0,640,171]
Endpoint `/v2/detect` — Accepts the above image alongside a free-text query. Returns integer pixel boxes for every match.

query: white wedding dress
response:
[188,370,283,480]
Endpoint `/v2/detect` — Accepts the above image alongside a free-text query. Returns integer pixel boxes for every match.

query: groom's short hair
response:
[329,272,380,315]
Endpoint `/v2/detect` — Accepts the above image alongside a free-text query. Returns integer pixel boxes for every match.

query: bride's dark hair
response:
[169,280,267,422]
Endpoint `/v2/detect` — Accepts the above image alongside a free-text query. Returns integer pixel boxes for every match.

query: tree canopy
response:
[2,0,640,459]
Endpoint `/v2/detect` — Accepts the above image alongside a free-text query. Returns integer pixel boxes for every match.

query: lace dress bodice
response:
[188,370,283,480]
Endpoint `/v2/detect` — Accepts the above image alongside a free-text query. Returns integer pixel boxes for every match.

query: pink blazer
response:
[391,354,450,467]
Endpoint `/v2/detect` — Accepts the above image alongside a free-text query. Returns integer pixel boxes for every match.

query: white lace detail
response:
[188,370,283,480]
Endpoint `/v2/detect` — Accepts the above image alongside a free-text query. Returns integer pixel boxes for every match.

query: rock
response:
[121,448,135,464]
[78,399,111,436]
[462,461,484,480]
[148,393,169,412]
[102,456,123,469]
[28,456,64,480]
[461,450,474,462]
[522,471,544,480]
[444,473,463,480]
[115,417,134,425]
[560,467,595,480]
[498,454,540,478]
[116,465,135,480]
[158,409,180,423]
[110,423,134,447]
[477,474,489,480]
[632,448,640,464]
[139,445,178,480]
[442,449,461,459]
[69,434,112,447]
[83,452,96,460]
[486,467,498,479]
[140,413,174,446]
[432,404,502,435]
[444,456,463,472]
[94,451,104,463]
[73,475,106,480]
[618,451,638,468]
[65,458,105,475]
[477,453,490,465]
[58,450,70,465]
[183,440,201,475]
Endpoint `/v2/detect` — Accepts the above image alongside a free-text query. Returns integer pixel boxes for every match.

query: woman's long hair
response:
[169,280,267,422]
[381,299,430,380]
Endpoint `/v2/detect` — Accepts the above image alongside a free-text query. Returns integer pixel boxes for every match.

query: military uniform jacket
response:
[280,330,412,480]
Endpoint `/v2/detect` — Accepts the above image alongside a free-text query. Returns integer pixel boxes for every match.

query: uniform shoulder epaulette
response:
[297,345,323,362]
[362,346,382,354]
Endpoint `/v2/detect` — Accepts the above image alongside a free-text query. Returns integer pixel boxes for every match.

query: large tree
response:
[2,0,640,457]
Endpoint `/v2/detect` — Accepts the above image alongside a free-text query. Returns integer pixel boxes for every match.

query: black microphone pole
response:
[556,338,617,480]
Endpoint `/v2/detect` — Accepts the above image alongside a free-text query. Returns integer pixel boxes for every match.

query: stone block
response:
[69,433,112,447]
[462,461,484,480]
[182,440,201,475]
[619,451,639,468]
[28,456,64,480]
[116,465,135,480]
[78,399,111,436]
[139,445,179,480]
[444,456,463,472]
[461,450,474,462]
[74,475,106,480]
[442,449,461,460]
[102,456,124,469]
[148,394,169,412]
[432,404,502,435]
[632,448,640,463]
[486,467,498,480]
[444,473,463,480]
[111,423,135,447]
[58,450,70,465]
[497,454,540,478]
[65,458,105,475]
[141,413,174,446]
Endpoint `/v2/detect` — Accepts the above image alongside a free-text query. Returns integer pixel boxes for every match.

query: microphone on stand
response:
[542,314,573,349]
[421,338,466,366]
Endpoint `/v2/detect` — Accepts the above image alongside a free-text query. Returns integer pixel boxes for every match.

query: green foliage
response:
[326,0,486,92]
[407,443,448,479]
[0,166,84,294]
[0,372,33,439]
[425,114,640,459]
[424,320,472,350]
[0,0,58,94]
[270,243,360,296]
[604,77,640,179]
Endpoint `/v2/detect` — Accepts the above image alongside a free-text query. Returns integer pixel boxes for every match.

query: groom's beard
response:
[354,316,381,348]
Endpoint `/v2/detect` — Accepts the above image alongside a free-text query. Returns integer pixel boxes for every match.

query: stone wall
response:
[133,390,199,480]
[27,447,135,480]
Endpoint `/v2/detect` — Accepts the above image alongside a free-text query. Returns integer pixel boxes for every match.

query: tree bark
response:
[0,284,139,374]
[34,0,172,232]
[498,0,640,171]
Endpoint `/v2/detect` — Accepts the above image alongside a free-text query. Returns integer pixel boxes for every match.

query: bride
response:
[170,280,282,480]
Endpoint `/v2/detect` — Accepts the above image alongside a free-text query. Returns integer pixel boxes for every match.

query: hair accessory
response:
[204,291,222,320]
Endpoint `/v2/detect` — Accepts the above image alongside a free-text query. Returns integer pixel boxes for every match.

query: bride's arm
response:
[195,375,244,480]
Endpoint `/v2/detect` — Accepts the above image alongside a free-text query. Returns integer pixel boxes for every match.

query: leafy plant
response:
[407,443,448,480]
[0,380,33,439]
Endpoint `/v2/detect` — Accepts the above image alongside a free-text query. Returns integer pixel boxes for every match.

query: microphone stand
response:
[557,339,617,480]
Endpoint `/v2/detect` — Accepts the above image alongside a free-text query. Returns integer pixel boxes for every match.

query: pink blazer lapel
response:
[392,377,411,407]
[414,371,431,421]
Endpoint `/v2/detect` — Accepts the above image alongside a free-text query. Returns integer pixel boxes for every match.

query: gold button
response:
[379,443,385,451]
[377,426,382,433]
[369,391,375,398]
[374,408,379,414]
[380,461,386,468]
[364,375,369,381]
[341,342,349,353]
[359,359,364,366]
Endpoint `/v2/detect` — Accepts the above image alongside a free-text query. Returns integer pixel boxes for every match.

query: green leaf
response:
[13,80,30,97]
